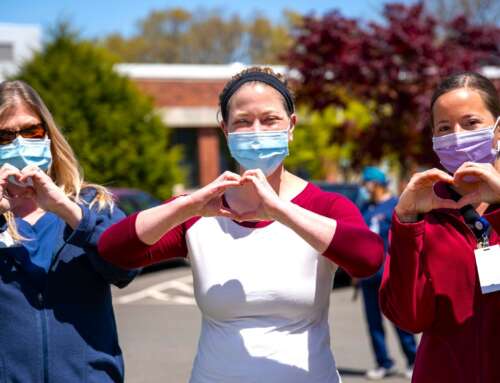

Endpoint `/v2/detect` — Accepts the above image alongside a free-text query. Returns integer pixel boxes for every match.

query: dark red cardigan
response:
[380,204,500,383]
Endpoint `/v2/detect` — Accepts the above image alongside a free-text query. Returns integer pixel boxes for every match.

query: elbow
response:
[350,235,384,278]
[97,233,131,270]
[379,287,430,334]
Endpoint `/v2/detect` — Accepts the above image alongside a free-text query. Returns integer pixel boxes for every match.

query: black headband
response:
[220,72,295,121]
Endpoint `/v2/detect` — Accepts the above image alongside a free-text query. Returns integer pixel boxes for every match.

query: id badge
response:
[475,244,500,294]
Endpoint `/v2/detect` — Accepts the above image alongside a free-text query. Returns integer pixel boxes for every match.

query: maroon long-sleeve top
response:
[380,191,500,383]
[99,183,384,278]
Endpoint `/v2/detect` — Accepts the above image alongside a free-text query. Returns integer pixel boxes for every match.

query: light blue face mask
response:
[0,136,52,171]
[227,130,289,175]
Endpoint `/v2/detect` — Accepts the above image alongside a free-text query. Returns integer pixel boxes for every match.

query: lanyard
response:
[446,185,491,247]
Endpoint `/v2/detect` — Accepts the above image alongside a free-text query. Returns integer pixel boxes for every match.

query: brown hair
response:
[430,72,500,129]
[218,66,295,123]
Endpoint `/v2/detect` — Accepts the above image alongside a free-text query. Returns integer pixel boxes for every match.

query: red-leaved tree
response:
[285,2,500,172]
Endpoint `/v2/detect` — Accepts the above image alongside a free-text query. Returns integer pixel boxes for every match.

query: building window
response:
[0,43,14,61]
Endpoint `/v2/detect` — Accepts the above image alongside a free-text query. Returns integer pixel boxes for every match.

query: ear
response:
[220,120,228,138]
[288,114,297,141]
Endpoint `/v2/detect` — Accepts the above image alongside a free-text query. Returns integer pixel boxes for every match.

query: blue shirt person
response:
[0,80,138,382]
[360,166,417,380]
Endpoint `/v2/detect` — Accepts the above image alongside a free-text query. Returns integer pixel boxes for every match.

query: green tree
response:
[247,13,292,64]
[15,24,185,198]
[101,7,295,64]
[286,99,376,180]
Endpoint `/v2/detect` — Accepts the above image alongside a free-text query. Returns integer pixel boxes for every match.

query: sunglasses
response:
[0,123,47,145]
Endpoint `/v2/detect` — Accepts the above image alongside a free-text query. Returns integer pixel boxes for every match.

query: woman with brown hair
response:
[98,66,384,383]
[0,80,137,382]
[380,72,500,383]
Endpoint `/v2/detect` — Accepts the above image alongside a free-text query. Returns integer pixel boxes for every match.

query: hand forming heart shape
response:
[396,162,500,221]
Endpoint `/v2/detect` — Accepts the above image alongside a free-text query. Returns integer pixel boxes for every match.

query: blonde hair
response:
[0,80,113,240]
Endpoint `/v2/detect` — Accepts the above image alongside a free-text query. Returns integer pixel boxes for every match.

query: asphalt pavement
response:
[113,264,415,383]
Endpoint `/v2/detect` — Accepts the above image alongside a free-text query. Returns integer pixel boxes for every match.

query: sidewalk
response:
[330,287,415,383]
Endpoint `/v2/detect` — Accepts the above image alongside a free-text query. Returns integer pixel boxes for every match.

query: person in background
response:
[0,80,137,382]
[98,66,384,383]
[380,71,500,382]
[360,166,417,380]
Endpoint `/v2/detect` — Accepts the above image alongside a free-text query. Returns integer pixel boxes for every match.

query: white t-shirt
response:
[187,215,341,383]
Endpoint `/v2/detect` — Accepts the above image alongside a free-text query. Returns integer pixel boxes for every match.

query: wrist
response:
[52,197,82,228]
[50,195,73,215]
[394,206,419,223]
[271,199,292,222]
[176,194,200,219]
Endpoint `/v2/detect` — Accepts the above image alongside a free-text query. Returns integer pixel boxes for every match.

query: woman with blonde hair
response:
[0,80,137,382]
[99,66,383,382]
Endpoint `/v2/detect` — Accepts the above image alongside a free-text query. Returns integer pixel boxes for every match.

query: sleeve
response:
[484,207,500,235]
[63,196,139,288]
[97,201,189,271]
[320,194,384,278]
[379,213,436,333]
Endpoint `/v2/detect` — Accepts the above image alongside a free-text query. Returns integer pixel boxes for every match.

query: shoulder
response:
[79,186,99,202]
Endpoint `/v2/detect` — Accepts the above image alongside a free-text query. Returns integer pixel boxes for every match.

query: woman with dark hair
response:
[380,72,500,383]
[0,80,138,382]
[98,66,384,383]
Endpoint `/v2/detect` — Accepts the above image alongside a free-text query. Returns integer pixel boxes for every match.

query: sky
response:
[1,0,416,39]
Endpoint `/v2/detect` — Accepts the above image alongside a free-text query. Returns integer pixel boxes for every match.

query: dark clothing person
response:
[362,197,416,375]
[360,167,417,380]
[0,190,137,382]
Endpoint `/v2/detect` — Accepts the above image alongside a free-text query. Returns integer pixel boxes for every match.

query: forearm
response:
[136,195,195,245]
[52,198,83,229]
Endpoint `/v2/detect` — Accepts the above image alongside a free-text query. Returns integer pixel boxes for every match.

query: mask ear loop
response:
[494,116,500,153]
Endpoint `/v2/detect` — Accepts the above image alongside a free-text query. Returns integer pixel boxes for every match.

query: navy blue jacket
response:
[0,189,138,382]
[361,196,398,281]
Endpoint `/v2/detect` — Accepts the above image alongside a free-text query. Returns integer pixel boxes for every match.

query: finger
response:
[20,166,48,185]
[433,196,462,210]
[216,207,240,219]
[21,164,42,173]
[218,171,241,182]
[0,163,19,174]
[0,169,22,183]
[212,180,242,194]
[20,166,46,180]
[410,168,453,188]
[202,181,241,201]
[456,191,482,208]
[422,168,454,183]
[242,168,268,181]
[454,166,490,183]
[241,174,260,187]
[0,164,22,181]
[236,210,259,221]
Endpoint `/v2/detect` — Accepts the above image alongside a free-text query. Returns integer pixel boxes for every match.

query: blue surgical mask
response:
[0,136,52,171]
[228,130,289,175]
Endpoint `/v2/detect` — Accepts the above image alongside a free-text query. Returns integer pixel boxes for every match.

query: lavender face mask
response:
[433,117,500,175]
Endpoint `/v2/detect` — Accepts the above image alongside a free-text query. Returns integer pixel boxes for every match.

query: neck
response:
[12,199,41,219]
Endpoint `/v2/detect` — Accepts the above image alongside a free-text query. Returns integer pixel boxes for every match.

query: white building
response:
[0,23,41,81]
